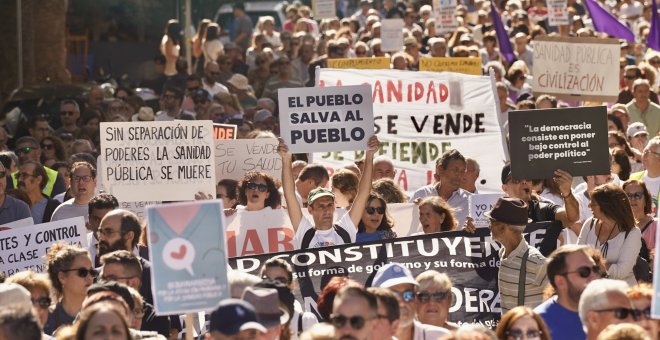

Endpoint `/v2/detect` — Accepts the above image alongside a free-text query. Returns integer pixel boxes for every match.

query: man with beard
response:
[534,245,604,339]
[331,286,378,340]
[97,209,180,337]
[17,160,60,223]
[86,194,119,266]
[372,263,449,340]
[50,161,97,222]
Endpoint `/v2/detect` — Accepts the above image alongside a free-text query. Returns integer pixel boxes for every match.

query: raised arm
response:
[278,138,303,231]
[554,169,579,226]
[348,135,380,226]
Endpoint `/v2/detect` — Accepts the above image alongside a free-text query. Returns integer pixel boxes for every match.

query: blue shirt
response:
[534,295,586,340]
[0,195,31,225]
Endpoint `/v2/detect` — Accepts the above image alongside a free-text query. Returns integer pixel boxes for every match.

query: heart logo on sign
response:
[171,245,187,260]
[156,205,201,235]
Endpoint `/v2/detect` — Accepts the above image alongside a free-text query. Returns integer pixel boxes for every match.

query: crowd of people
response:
[1,0,660,338]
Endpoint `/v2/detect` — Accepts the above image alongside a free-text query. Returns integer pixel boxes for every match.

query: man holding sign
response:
[278,135,379,249]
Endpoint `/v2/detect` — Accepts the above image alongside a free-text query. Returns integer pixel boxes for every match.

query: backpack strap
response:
[333,225,352,244]
[300,228,317,249]
[518,249,530,306]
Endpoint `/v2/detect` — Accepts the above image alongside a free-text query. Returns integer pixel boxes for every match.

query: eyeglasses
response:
[16,172,36,179]
[62,267,98,278]
[627,192,645,200]
[561,265,602,278]
[329,314,373,330]
[506,329,542,340]
[60,111,76,116]
[15,146,37,155]
[643,150,660,158]
[636,307,652,319]
[41,143,54,150]
[31,296,52,309]
[246,182,268,192]
[596,307,640,321]
[416,291,449,303]
[72,175,93,182]
[393,289,416,302]
[96,228,121,238]
[365,206,385,215]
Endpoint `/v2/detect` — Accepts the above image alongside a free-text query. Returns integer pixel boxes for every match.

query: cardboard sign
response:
[278,84,375,154]
[100,121,216,202]
[327,57,391,69]
[215,138,282,181]
[0,217,87,276]
[147,200,229,315]
[548,0,569,26]
[468,194,504,228]
[508,106,610,180]
[0,217,34,230]
[119,201,161,221]
[213,124,237,140]
[381,19,404,52]
[313,0,336,19]
[434,0,459,33]
[532,36,620,101]
[419,57,483,75]
[317,69,507,193]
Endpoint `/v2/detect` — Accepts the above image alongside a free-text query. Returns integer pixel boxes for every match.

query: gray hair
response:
[228,270,261,299]
[632,78,651,92]
[256,97,276,113]
[578,279,629,331]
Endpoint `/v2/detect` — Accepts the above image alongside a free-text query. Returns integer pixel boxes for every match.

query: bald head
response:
[204,61,220,84]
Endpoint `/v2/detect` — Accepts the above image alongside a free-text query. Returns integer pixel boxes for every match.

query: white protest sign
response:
[225,204,419,256]
[100,121,216,202]
[381,19,404,52]
[278,84,374,154]
[215,138,282,181]
[119,201,161,221]
[0,217,87,276]
[468,194,504,228]
[0,217,34,230]
[313,0,336,19]
[434,0,459,34]
[548,0,569,26]
[317,69,507,194]
[532,36,620,101]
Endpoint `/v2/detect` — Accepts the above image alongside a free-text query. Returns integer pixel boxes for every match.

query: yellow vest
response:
[11,166,58,198]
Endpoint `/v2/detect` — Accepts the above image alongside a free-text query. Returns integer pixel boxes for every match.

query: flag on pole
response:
[647,0,660,51]
[490,2,515,64]
[583,0,635,42]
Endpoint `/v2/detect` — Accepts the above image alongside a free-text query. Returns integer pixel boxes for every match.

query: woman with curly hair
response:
[356,193,397,242]
[236,171,281,211]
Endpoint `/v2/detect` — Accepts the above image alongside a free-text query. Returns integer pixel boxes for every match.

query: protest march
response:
[1,0,660,339]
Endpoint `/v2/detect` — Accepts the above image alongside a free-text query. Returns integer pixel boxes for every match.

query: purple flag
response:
[584,0,635,42]
[648,0,660,51]
[490,2,515,64]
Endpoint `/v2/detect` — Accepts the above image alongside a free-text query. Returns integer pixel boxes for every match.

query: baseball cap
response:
[193,89,212,102]
[254,109,273,123]
[210,299,267,335]
[627,122,648,138]
[307,187,335,206]
[372,263,419,288]
[501,163,513,184]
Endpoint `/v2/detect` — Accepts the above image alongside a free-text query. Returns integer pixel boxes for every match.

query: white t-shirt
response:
[642,173,660,203]
[294,213,357,249]
[50,199,89,223]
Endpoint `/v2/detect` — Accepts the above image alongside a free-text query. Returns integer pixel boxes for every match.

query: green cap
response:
[307,187,335,206]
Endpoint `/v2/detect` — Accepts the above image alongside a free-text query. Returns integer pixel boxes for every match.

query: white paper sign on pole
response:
[215,138,282,181]
[313,0,336,19]
[381,19,404,52]
[278,84,375,154]
[100,121,216,202]
[434,0,459,34]
[548,0,569,26]
[468,194,504,228]
[316,69,507,194]
[0,217,87,276]
[532,36,620,101]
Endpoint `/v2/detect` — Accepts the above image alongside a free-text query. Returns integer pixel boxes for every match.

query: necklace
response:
[596,220,617,257]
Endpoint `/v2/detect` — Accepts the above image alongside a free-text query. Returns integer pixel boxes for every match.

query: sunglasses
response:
[561,265,602,278]
[41,143,54,150]
[31,296,52,309]
[596,307,641,321]
[627,192,644,200]
[329,314,372,330]
[15,146,37,155]
[624,75,639,80]
[62,267,98,278]
[394,289,416,302]
[365,206,385,215]
[262,275,288,284]
[506,329,542,340]
[60,111,76,116]
[246,182,268,192]
[416,291,449,303]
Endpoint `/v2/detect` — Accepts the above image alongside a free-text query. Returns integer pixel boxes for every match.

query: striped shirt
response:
[498,240,548,314]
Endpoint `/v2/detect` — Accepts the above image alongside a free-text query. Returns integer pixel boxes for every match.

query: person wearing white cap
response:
[627,122,650,153]
[371,263,449,340]
[630,138,660,206]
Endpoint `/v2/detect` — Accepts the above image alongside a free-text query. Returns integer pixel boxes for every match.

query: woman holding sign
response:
[44,243,96,335]
[578,183,642,286]
[356,193,397,242]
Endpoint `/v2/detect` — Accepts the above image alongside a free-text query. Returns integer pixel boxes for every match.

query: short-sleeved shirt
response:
[294,213,357,249]
[44,303,76,335]
[528,198,559,222]
[0,194,32,225]
[534,296,586,340]
[410,185,471,226]
[50,198,88,223]
[498,240,548,314]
